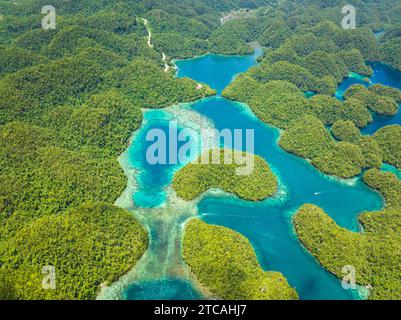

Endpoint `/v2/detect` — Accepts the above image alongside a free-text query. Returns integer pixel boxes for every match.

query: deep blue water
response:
[176,54,401,300]
[124,49,400,300]
[336,62,401,134]
[176,48,263,94]
[190,97,382,300]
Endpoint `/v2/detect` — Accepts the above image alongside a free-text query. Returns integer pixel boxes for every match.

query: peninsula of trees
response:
[183,219,298,300]
[294,168,401,299]
[173,149,278,201]
[1,0,401,300]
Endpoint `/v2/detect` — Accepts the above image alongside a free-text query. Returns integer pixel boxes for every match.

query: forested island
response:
[293,162,401,298]
[0,0,219,299]
[217,0,401,299]
[294,167,401,299]
[222,21,401,177]
[183,219,298,300]
[173,148,278,201]
[0,0,400,301]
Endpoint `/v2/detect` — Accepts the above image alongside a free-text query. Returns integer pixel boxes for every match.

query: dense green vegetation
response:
[183,219,298,300]
[330,120,383,168]
[279,115,333,159]
[56,90,143,155]
[1,0,401,64]
[173,149,277,201]
[356,136,383,169]
[42,26,158,60]
[208,1,401,300]
[0,0,225,300]
[381,38,401,71]
[369,84,401,103]
[312,142,366,179]
[208,18,256,55]
[223,75,392,179]
[0,203,148,300]
[1,0,401,301]
[331,120,361,142]
[0,45,48,76]
[329,121,383,169]
[309,94,343,125]
[220,0,401,181]
[223,78,313,129]
[345,84,400,116]
[277,115,384,178]
[373,125,401,169]
[224,78,375,130]
[337,99,373,128]
[145,9,211,40]
[294,195,401,299]
[0,122,127,233]
[237,23,381,94]
[106,58,215,108]
[363,169,401,208]
[250,61,323,93]
[308,94,371,128]
[0,51,214,127]
[153,32,208,59]
[0,47,122,125]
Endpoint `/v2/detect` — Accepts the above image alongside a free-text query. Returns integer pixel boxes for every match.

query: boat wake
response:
[313,190,329,196]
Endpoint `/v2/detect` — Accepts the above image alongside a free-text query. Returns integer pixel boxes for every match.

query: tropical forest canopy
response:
[0,0,400,300]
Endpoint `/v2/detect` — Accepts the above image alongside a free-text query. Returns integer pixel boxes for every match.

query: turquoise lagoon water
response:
[382,164,401,179]
[125,48,263,209]
[190,97,382,300]
[125,278,201,300]
[128,110,188,208]
[122,49,401,300]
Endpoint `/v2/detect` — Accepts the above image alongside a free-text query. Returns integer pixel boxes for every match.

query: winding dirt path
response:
[139,17,170,72]
[139,18,153,48]
[162,52,170,73]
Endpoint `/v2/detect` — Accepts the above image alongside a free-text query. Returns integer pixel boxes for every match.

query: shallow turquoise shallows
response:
[125,278,202,300]
[123,48,400,300]
[176,53,401,300]
[128,113,188,208]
